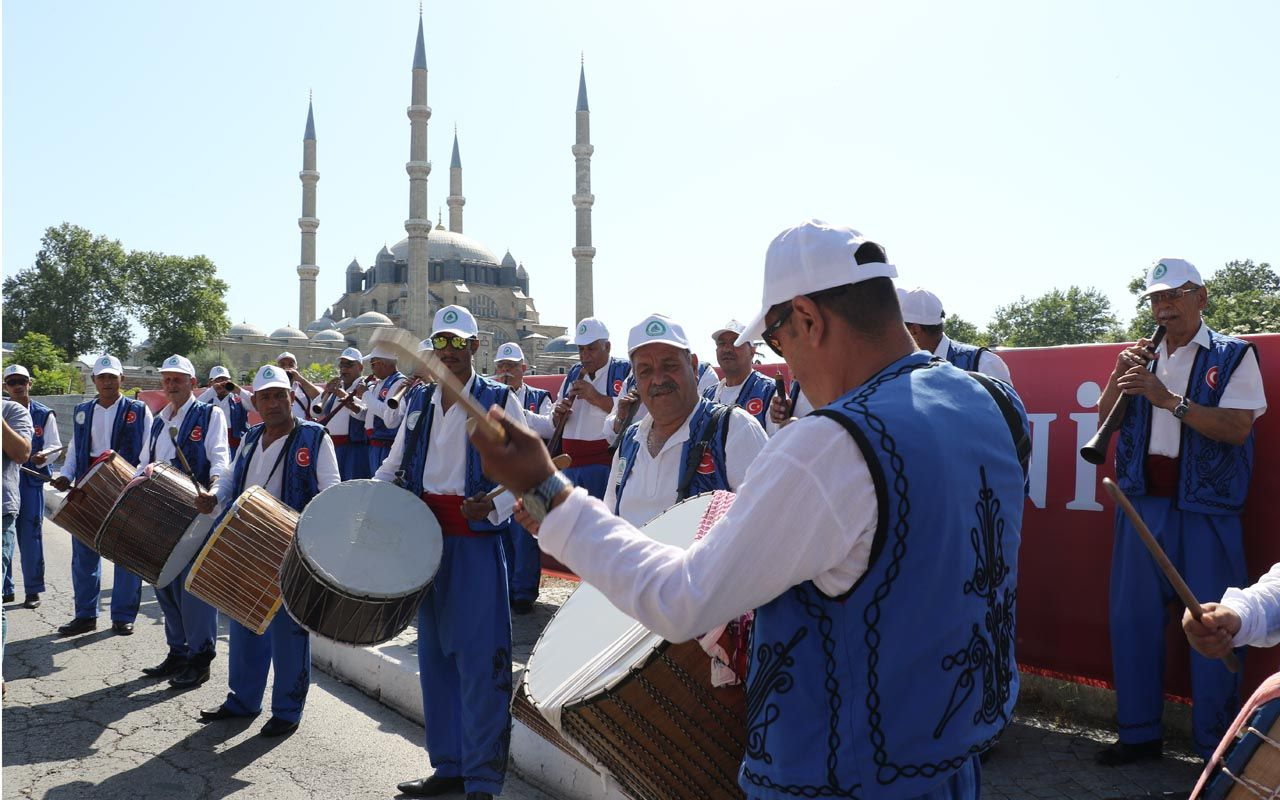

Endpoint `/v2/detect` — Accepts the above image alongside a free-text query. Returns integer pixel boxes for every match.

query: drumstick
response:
[168,427,207,493]
[483,454,573,501]
[19,466,52,483]
[1102,478,1240,673]
[369,328,507,443]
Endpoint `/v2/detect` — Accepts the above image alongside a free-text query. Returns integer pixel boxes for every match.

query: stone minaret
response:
[404,13,433,337]
[297,97,320,329]
[572,61,596,323]
[447,129,465,233]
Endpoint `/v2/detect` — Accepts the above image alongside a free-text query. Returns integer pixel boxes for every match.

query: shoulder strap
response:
[968,372,1031,481]
[676,404,732,499]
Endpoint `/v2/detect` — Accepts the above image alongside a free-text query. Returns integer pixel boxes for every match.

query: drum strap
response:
[256,425,301,490]
[676,404,731,500]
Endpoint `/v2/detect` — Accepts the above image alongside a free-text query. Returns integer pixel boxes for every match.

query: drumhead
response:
[156,501,223,588]
[526,492,723,710]
[294,479,442,599]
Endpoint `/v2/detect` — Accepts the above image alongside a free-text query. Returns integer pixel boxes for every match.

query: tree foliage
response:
[128,250,230,365]
[301,362,335,384]
[987,287,1121,347]
[1123,260,1280,340]
[1,332,80,395]
[944,315,989,347]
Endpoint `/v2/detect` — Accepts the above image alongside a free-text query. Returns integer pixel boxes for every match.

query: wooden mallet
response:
[1102,478,1240,673]
[483,454,573,502]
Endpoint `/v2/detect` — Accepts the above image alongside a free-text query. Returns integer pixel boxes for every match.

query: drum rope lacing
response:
[1221,724,1280,799]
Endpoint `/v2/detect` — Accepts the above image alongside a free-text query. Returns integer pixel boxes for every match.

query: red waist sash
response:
[421,493,487,537]
[1145,455,1180,498]
[560,438,612,467]
[331,435,350,446]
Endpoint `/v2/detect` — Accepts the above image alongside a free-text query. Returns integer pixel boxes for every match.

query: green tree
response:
[1,333,80,395]
[944,315,989,347]
[301,362,335,385]
[987,287,1121,347]
[127,251,230,365]
[188,346,234,386]
[1123,260,1280,339]
[2,223,133,359]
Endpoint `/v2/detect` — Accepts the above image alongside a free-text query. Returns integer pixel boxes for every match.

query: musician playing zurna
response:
[357,345,407,476]
[472,220,1029,800]
[314,347,371,481]
[374,306,524,800]
[3,364,59,609]
[493,341,551,614]
[140,354,231,691]
[896,287,1013,383]
[196,365,254,458]
[273,352,313,422]
[198,364,339,738]
[51,355,150,638]
[552,317,630,499]
[1095,258,1267,766]
[701,319,780,434]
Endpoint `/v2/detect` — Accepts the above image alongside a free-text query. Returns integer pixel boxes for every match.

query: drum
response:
[95,462,220,587]
[1193,672,1280,799]
[186,486,298,635]
[280,479,442,646]
[524,491,746,800]
[50,450,134,550]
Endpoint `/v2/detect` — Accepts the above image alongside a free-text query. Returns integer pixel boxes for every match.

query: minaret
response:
[404,12,433,337]
[297,96,320,329]
[447,128,465,233]
[572,59,596,323]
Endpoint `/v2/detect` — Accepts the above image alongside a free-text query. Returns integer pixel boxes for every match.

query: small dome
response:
[305,316,335,332]
[501,250,517,269]
[351,311,393,327]
[543,335,574,354]
[227,322,266,337]
[334,316,356,331]
[269,325,309,341]
[346,258,362,273]
[377,244,394,260]
[516,263,528,278]
[312,329,345,342]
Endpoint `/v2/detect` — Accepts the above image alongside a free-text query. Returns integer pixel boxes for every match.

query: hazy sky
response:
[4,1,1277,363]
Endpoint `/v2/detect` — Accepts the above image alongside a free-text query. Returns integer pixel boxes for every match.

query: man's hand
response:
[552,397,573,425]
[194,490,218,515]
[50,475,72,492]
[324,377,344,393]
[513,499,542,537]
[612,392,639,434]
[1116,363,1177,408]
[1183,603,1242,659]
[1111,337,1157,378]
[571,379,612,412]
[769,394,793,427]
[461,492,496,521]
[468,406,556,496]
[31,452,49,468]
[352,381,368,398]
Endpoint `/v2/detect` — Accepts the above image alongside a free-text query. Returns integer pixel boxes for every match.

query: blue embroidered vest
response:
[613,398,731,515]
[150,401,215,484]
[520,385,550,414]
[225,394,250,444]
[395,376,511,533]
[1115,329,1256,515]
[945,340,988,371]
[368,371,405,444]
[72,396,148,479]
[229,422,326,513]
[741,353,1025,799]
[560,357,631,401]
[21,401,53,487]
[702,369,777,429]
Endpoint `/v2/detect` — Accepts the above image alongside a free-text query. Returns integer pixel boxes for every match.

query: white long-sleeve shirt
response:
[147,395,232,487]
[363,373,408,430]
[1221,563,1280,650]
[30,405,62,463]
[513,384,556,440]
[196,386,256,422]
[557,368,615,443]
[603,405,768,527]
[215,425,341,508]
[60,396,154,478]
[601,365,720,445]
[537,413,878,642]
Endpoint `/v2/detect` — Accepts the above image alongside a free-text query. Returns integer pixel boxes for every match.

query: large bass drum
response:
[50,450,134,550]
[280,480,442,646]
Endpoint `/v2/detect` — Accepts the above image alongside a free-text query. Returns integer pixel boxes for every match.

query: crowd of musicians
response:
[1,219,1275,799]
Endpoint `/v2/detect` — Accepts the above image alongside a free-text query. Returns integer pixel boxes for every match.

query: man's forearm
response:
[3,419,33,462]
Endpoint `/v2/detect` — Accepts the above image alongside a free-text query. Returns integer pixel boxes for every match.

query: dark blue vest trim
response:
[945,340,988,371]
[21,402,53,484]
[150,402,215,484]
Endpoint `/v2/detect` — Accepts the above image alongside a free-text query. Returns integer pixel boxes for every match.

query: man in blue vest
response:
[196,365,254,458]
[140,354,231,690]
[274,352,313,422]
[198,363,340,738]
[51,355,151,637]
[472,220,1029,799]
[897,287,1012,384]
[3,364,60,609]
[357,345,406,477]
[493,341,551,614]
[314,347,371,480]
[701,319,780,434]
[552,317,630,499]
[379,306,525,800]
[1095,258,1267,765]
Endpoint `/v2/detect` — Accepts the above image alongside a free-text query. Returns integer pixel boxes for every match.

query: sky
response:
[4,1,1277,365]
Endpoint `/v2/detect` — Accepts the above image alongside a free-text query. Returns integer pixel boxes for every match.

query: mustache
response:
[647,381,678,398]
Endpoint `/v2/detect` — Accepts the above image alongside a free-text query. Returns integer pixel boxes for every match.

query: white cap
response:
[208,365,230,381]
[495,342,525,363]
[1143,258,1203,297]
[432,305,479,338]
[711,320,747,340]
[339,347,363,363]
[896,287,946,325]
[92,355,123,377]
[276,351,297,364]
[738,220,896,345]
[252,364,292,393]
[4,365,31,380]
[627,314,690,355]
[367,344,398,362]
[160,354,196,377]
[571,317,609,346]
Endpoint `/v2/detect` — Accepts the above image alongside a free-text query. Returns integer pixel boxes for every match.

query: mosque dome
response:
[312,329,345,342]
[269,325,309,341]
[351,311,394,327]
[501,250,517,269]
[543,335,574,354]
[227,322,266,337]
[391,229,500,267]
[305,316,336,333]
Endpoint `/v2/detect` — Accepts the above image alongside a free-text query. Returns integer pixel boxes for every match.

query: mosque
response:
[208,13,593,378]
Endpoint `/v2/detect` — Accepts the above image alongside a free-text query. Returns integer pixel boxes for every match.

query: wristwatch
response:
[1172,395,1190,419]
[522,471,573,523]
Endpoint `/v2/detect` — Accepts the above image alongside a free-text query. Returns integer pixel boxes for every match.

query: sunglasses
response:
[762,304,794,357]
[1147,286,1200,304]
[430,335,471,351]
[4,378,29,387]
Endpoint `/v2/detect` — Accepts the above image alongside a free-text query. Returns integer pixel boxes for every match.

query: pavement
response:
[3,501,1210,799]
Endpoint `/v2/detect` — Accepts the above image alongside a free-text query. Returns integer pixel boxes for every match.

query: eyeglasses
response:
[762,304,794,357]
[4,378,29,387]
[1147,286,1200,304]
[430,335,471,351]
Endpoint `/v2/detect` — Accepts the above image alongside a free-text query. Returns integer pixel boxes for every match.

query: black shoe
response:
[142,654,189,678]
[396,775,465,797]
[3,593,14,603]
[259,717,299,738]
[169,662,211,690]
[465,793,493,800]
[511,598,534,615]
[1095,739,1162,766]
[111,621,134,635]
[58,617,97,636]
[200,705,254,722]
[23,594,40,609]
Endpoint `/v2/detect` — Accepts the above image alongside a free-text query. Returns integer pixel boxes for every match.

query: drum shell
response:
[96,463,200,585]
[50,451,134,550]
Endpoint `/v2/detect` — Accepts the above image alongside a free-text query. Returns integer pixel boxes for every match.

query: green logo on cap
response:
[645,320,667,337]
[1153,263,1168,280]
[578,323,588,334]
[264,367,275,379]
[100,357,110,366]
[443,309,459,324]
